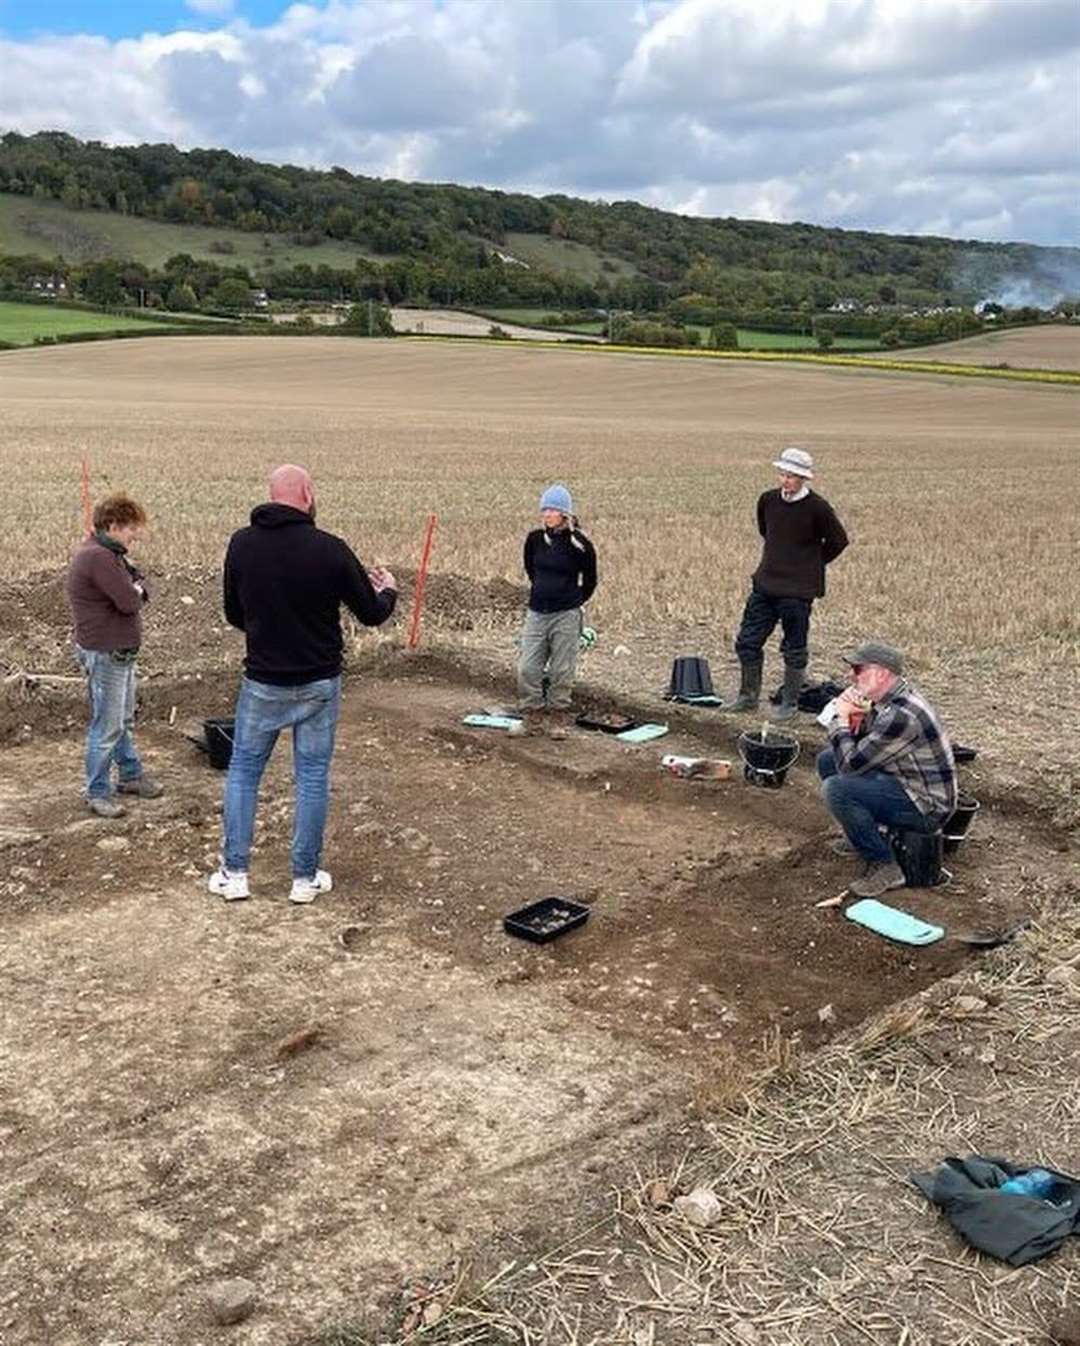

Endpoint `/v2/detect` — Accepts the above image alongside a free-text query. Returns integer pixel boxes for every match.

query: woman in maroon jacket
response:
[66,493,163,817]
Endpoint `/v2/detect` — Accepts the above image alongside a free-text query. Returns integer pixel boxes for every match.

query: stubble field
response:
[0,335,1078,1344]
[868,322,1080,372]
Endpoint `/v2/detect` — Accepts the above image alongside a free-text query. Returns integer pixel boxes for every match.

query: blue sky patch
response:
[0,1,291,41]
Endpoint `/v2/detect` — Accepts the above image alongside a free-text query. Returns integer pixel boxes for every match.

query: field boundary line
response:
[2,323,1076,384]
[399,333,1080,385]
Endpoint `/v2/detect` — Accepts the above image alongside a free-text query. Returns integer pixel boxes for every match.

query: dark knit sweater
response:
[224,504,396,685]
[752,489,848,600]
[523,527,598,613]
[66,535,146,651]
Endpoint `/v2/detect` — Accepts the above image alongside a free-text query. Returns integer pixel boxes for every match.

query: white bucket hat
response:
[772,446,814,478]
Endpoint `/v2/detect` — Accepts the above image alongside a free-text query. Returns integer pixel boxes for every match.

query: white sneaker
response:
[289,869,332,905]
[208,867,250,902]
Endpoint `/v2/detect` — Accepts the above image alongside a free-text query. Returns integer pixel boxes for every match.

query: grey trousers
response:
[518,607,581,709]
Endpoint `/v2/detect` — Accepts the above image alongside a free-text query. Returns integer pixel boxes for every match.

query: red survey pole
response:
[81,457,93,536]
[407,513,437,649]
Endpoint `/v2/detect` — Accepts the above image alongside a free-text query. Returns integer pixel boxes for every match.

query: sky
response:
[0,0,1077,247]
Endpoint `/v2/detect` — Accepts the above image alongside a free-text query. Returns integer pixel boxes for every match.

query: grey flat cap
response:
[843,642,904,675]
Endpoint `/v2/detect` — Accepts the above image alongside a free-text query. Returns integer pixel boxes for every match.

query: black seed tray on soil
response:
[575,713,639,734]
[504,896,591,943]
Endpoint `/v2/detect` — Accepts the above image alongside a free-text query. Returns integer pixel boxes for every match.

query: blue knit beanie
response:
[539,483,573,516]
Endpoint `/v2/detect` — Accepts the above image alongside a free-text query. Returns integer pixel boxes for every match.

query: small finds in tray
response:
[504,896,591,943]
[575,712,639,734]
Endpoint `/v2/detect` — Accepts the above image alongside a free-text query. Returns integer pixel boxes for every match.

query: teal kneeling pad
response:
[845,899,944,946]
[615,722,669,743]
[463,714,522,730]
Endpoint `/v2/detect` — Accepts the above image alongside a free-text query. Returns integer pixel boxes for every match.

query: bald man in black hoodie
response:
[208,464,396,906]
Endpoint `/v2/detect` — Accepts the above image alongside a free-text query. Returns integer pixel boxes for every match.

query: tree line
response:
[2,129,1076,320]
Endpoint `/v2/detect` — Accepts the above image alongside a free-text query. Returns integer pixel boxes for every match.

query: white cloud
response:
[0,0,1076,245]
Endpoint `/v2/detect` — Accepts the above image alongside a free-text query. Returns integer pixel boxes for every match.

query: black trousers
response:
[734,587,812,670]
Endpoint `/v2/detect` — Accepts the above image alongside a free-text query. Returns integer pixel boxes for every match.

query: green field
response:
[479,309,881,349]
[0,193,383,273]
[735,328,880,351]
[0,300,188,346]
[479,307,604,333]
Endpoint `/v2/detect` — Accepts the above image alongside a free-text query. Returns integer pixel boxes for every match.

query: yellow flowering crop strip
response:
[404,334,1080,387]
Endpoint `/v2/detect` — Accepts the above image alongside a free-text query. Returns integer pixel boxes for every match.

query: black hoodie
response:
[523,526,597,613]
[224,503,396,685]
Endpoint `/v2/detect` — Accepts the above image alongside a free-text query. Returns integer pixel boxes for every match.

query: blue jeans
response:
[816,747,929,863]
[735,587,812,671]
[75,645,142,799]
[223,675,341,879]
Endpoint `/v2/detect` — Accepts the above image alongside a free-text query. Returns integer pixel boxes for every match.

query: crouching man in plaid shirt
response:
[817,641,957,898]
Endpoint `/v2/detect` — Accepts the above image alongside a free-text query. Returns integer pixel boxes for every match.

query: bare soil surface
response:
[414,891,1080,1346]
[389,308,602,341]
[0,648,1057,1345]
[869,323,1080,370]
[0,337,1076,1343]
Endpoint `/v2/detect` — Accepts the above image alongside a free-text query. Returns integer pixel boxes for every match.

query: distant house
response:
[251,288,269,310]
[827,297,861,313]
[27,274,68,296]
[492,249,529,269]
[974,299,1004,318]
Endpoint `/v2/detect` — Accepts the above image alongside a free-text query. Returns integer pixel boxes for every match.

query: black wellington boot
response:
[770,663,805,722]
[725,661,762,713]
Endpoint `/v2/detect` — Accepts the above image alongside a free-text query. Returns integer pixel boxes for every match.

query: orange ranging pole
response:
[407,513,437,650]
[81,457,93,536]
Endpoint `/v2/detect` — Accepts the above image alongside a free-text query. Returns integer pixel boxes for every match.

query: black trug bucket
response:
[890,827,944,887]
[203,717,235,771]
[737,729,799,789]
[943,794,980,854]
[666,656,715,700]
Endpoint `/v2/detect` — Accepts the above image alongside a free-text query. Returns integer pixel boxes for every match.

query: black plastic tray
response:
[575,713,639,734]
[504,896,590,943]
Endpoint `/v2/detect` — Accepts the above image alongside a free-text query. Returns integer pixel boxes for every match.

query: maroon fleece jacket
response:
[66,536,145,651]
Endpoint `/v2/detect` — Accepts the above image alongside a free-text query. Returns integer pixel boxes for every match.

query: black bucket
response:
[890,826,944,887]
[737,729,799,788]
[666,656,715,700]
[943,794,980,853]
[203,717,235,771]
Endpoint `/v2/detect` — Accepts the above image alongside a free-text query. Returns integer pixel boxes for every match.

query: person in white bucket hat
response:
[722,447,849,720]
[772,447,815,477]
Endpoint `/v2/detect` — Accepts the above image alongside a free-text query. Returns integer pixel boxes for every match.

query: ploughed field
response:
[0,336,1076,1343]
[866,321,1080,371]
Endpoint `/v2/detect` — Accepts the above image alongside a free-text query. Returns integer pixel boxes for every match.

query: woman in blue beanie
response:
[518,484,598,738]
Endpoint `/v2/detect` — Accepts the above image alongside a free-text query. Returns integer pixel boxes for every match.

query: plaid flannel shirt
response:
[829,679,958,822]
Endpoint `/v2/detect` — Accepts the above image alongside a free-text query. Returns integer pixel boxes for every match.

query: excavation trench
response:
[0,659,1035,1344]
